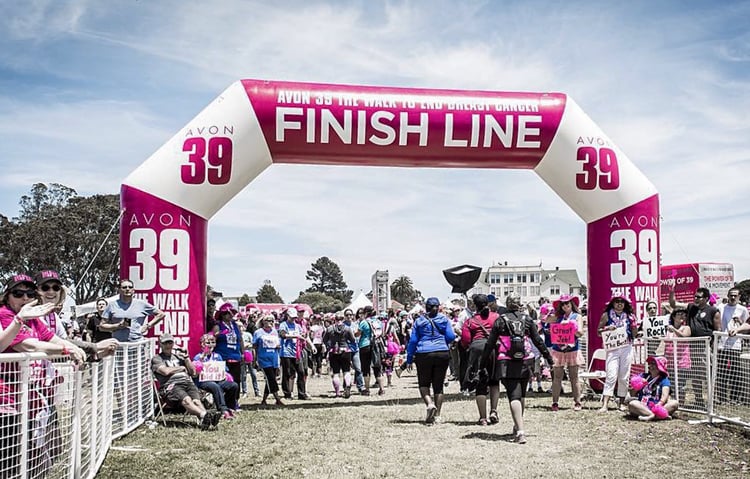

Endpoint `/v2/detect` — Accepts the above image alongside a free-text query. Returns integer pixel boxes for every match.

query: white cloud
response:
[0,0,748,303]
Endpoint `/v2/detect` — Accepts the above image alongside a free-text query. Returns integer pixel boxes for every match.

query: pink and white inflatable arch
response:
[121,80,659,353]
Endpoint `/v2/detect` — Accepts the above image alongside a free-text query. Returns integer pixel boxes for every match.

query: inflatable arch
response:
[121,80,660,354]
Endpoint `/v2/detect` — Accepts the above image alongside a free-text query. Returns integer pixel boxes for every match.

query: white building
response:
[468,262,584,305]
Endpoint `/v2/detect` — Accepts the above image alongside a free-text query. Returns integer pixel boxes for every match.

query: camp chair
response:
[578,348,607,406]
[152,377,214,426]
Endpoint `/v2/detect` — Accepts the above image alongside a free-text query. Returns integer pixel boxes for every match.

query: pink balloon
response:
[630,375,647,391]
[193,361,204,374]
[650,403,669,419]
[243,350,253,363]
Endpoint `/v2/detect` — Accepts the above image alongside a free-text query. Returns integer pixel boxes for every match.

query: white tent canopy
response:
[345,290,372,312]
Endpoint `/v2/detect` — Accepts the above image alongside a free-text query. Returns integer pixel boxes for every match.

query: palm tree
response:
[391,275,416,306]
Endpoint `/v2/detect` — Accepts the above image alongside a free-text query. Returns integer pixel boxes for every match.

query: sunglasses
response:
[120,285,134,290]
[10,289,38,299]
[41,283,61,292]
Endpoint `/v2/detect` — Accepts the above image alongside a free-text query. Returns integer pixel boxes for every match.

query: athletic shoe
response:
[551,403,559,412]
[222,411,234,420]
[343,386,351,399]
[573,403,582,412]
[515,432,527,444]
[361,390,371,396]
[200,413,213,430]
[489,410,499,424]
[274,399,285,406]
[537,386,544,393]
[395,367,403,378]
[425,404,437,424]
[210,410,222,427]
[477,418,488,426]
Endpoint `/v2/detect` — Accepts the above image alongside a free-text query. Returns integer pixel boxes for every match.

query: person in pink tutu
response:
[627,355,679,421]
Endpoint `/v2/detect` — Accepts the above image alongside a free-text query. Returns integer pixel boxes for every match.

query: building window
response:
[491,287,499,296]
[488,273,501,284]
[550,285,560,296]
[531,273,540,283]
[529,286,540,297]
[517,273,527,283]
[503,274,513,284]
[519,286,527,297]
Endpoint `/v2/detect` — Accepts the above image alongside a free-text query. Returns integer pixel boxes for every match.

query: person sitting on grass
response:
[193,333,240,421]
[627,355,679,421]
[151,333,221,430]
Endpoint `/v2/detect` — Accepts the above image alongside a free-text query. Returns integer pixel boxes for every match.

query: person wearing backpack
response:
[481,292,553,444]
[460,294,500,426]
[399,297,455,424]
[323,315,357,398]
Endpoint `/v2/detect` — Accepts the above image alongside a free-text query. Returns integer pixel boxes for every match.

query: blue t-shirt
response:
[102,298,158,342]
[637,373,671,405]
[215,320,242,361]
[406,313,455,364]
[343,320,359,352]
[358,319,373,348]
[253,328,281,369]
[278,320,300,358]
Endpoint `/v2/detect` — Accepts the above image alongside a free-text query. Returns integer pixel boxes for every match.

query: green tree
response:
[293,291,344,313]
[390,275,420,307]
[735,279,750,304]
[0,184,120,303]
[238,293,252,306]
[256,282,283,303]
[305,256,353,303]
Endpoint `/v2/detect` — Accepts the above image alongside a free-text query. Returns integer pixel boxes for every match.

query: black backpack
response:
[502,313,528,360]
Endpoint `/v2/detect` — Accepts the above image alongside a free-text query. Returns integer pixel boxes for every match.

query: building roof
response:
[541,269,582,287]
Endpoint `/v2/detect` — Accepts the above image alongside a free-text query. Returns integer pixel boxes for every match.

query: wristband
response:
[61,346,70,356]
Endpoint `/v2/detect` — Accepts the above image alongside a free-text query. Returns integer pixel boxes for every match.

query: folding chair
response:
[153,377,214,427]
[578,348,607,406]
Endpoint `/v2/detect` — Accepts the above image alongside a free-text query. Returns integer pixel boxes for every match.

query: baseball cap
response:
[487,294,497,303]
[34,270,62,286]
[425,297,440,308]
[3,274,36,292]
[286,307,298,317]
[159,333,175,343]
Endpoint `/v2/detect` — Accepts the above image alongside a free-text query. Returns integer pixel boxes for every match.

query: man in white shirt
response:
[717,288,749,404]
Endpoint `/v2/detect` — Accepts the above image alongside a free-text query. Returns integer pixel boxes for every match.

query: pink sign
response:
[659,263,699,305]
[550,321,578,345]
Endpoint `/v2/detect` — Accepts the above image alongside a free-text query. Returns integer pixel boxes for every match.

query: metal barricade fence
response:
[711,331,750,427]
[0,339,155,479]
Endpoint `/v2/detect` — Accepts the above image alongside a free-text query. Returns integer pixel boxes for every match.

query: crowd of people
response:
[1,270,749,456]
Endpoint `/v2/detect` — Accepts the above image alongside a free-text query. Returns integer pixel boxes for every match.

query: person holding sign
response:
[543,294,584,412]
[597,294,639,412]
[626,355,679,421]
[193,333,240,421]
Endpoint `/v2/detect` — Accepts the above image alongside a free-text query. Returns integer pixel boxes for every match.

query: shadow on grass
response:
[461,430,516,442]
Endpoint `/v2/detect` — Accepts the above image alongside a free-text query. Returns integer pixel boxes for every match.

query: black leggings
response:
[414,351,450,394]
[501,378,529,402]
[262,367,280,394]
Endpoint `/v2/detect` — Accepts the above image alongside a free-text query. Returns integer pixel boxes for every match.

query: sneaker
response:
[361,390,371,396]
[551,403,559,412]
[298,394,311,400]
[489,410,499,424]
[222,411,234,420]
[200,413,213,430]
[343,386,351,399]
[210,410,222,426]
[377,389,385,396]
[425,404,437,424]
[461,389,471,397]
[477,418,488,426]
[573,403,582,412]
[515,431,527,444]
[274,399,285,406]
[395,367,403,378]
[537,386,544,393]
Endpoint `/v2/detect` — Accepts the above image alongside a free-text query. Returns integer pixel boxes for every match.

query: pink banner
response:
[659,263,699,305]
[120,186,207,352]
[242,80,566,169]
[586,195,660,354]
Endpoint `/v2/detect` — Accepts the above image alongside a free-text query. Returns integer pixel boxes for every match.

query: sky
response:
[1,0,749,303]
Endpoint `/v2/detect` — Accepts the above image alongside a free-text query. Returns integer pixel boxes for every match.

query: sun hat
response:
[646,355,668,376]
[606,293,632,309]
[552,294,580,311]
[539,303,554,319]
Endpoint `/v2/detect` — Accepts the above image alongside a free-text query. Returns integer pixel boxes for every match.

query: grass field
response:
[98,369,750,478]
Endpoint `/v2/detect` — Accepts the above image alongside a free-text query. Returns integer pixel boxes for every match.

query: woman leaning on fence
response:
[0,274,86,477]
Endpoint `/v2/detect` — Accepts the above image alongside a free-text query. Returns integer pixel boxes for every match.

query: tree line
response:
[1,184,425,309]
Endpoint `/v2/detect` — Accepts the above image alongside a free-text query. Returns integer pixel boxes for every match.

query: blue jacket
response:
[406,313,455,364]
